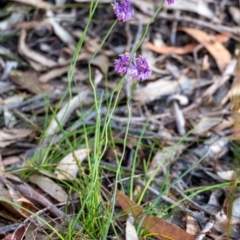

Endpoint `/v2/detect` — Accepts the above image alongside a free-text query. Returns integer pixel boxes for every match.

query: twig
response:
[133,6,240,41]
[101,160,142,174]
[13,108,40,130]
[136,179,202,221]
[125,22,132,53]
[111,122,196,141]
[10,200,79,240]
[171,10,181,45]
[0,223,19,235]
[194,220,215,240]
[193,44,203,84]
[12,182,81,231]
[172,184,217,217]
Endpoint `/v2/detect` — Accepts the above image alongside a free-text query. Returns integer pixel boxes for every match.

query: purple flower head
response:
[128,56,152,81]
[166,0,175,5]
[114,53,132,76]
[112,0,134,22]
[114,53,151,81]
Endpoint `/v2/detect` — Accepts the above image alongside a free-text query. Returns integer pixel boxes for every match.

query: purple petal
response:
[114,53,132,76]
[166,0,175,5]
[112,0,134,22]
[129,56,151,81]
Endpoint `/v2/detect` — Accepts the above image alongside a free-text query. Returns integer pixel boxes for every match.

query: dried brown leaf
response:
[47,11,76,48]
[0,128,32,148]
[133,76,192,102]
[9,70,53,94]
[146,42,198,55]
[133,79,178,102]
[0,176,37,218]
[29,175,68,202]
[180,28,231,73]
[116,190,195,240]
[193,117,222,134]
[146,34,230,55]
[91,55,109,74]
[18,29,57,68]
[14,20,51,30]
[55,149,90,180]
[39,66,69,83]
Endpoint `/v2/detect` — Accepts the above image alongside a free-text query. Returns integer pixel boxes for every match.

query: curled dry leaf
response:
[146,42,198,55]
[180,28,231,73]
[91,55,109,74]
[146,34,230,55]
[193,117,222,135]
[0,176,37,218]
[0,128,32,148]
[29,175,68,202]
[18,29,57,68]
[14,20,51,31]
[39,66,69,83]
[9,70,53,94]
[133,76,192,102]
[55,148,90,180]
[133,78,178,102]
[46,11,76,49]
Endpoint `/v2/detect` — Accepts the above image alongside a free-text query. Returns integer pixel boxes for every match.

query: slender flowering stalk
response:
[112,0,134,22]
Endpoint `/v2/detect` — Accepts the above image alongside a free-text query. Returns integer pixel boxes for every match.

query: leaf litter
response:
[0,0,240,239]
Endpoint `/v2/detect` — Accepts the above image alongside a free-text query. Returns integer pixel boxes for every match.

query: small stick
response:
[11,201,79,240]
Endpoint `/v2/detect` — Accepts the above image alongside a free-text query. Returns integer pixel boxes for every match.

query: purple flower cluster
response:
[114,53,151,81]
[112,0,176,22]
[166,0,175,4]
[112,0,134,22]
